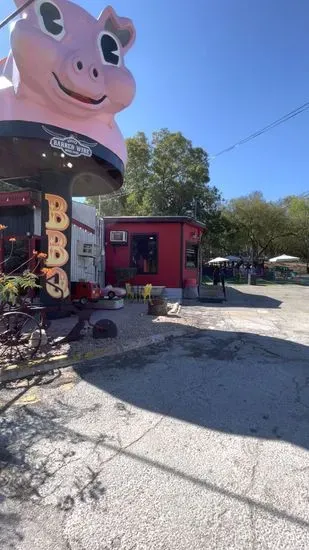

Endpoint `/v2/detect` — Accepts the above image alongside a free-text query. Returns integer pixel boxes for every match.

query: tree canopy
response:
[0,124,307,264]
[279,196,309,263]
[221,192,291,260]
[86,129,309,264]
[86,129,221,227]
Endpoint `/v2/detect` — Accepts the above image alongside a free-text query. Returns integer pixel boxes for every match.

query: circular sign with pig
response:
[0,1,136,307]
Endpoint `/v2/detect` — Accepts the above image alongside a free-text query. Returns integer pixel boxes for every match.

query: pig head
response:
[7,1,136,119]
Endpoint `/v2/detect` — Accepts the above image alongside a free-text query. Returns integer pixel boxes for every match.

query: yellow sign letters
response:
[44,193,70,299]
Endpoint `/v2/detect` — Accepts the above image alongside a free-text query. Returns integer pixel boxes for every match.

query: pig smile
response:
[52,72,107,105]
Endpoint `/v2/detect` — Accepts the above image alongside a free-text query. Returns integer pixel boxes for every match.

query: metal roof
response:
[104,216,206,229]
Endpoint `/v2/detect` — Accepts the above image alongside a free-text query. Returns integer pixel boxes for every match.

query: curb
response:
[0,328,189,383]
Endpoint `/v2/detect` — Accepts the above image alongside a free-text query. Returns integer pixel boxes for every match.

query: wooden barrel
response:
[148,296,168,316]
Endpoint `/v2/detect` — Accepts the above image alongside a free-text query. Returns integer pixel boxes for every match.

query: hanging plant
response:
[0,227,47,307]
[0,271,41,306]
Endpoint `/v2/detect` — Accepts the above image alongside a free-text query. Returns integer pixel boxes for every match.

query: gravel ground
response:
[46,302,187,359]
[0,302,189,368]
[52,283,309,361]
[6,281,296,368]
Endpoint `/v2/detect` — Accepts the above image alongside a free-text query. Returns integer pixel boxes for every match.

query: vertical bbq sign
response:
[44,193,70,299]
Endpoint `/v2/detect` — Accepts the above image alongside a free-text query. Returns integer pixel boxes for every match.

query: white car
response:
[100,285,126,300]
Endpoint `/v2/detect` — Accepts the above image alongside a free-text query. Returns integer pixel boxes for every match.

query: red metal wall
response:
[105,221,204,288]
[105,221,182,287]
[182,223,203,284]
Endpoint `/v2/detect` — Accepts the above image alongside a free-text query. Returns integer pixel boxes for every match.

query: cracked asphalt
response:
[1,284,309,549]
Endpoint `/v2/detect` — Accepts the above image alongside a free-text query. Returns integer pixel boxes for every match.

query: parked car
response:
[100,285,126,300]
[71,281,101,305]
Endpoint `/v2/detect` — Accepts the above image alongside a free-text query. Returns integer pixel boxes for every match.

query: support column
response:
[40,171,73,307]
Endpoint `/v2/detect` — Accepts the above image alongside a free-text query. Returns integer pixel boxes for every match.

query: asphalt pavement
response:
[1,284,309,550]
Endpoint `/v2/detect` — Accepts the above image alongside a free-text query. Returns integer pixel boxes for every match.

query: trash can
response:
[183,278,198,299]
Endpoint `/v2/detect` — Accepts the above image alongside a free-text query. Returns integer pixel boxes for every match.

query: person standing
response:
[213,267,220,285]
[220,267,226,299]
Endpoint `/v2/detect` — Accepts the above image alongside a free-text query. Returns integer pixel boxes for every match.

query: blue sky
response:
[1,0,309,200]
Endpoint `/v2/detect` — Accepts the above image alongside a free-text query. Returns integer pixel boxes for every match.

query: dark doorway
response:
[131,234,158,274]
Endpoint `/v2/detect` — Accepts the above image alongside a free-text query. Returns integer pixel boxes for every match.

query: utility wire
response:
[98,191,130,203]
[0,0,35,32]
[2,2,308,191]
[212,100,309,159]
[103,101,309,190]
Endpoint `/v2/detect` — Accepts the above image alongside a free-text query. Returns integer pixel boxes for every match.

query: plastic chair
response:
[125,283,134,301]
[143,284,152,303]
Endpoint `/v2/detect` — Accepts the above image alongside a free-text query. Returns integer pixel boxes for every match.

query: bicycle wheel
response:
[0,311,42,364]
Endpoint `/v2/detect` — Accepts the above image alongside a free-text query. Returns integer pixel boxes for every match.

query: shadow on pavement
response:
[189,286,282,309]
[1,364,309,541]
[76,327,309,450]
[1,325,309,544]
[225,286,282,308]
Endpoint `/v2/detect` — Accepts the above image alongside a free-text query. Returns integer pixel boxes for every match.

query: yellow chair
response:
[143,283,152,303]
[125,283,134,301]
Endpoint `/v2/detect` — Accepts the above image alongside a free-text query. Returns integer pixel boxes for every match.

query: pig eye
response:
[98,31,121,67]
[36,1,65,41]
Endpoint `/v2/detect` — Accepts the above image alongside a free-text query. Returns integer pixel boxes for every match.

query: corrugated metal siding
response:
[33,206,41,235]
[72,201,96,229]
[0,207,34,235]
[71,224,96,282]
[95,217,105,286]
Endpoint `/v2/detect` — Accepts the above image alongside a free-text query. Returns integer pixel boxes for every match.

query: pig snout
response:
[72,57,100,82]
[59,50,106,99]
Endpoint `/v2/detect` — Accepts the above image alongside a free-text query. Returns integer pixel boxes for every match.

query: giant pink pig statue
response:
[0,0,136,165]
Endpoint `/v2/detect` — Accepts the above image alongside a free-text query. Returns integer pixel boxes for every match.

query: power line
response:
[1,3,308,166]
[212,100,309,159]
[0,0,35,32]
[101,100,309,183]
[98,188,130,202]
[2,1,307,180]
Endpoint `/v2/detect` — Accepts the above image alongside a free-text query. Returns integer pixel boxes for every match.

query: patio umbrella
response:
[268,254,300,263]
[208,257,229,264]
[226,255,241,262]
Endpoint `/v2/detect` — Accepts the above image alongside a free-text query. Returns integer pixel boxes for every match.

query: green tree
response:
[280,196,309,268]
[124,131,151,215]
[222,192,291,261]
[202,207,239,259]
[86,129,220,227]
[86,132,151,216]
[144,129,212,218]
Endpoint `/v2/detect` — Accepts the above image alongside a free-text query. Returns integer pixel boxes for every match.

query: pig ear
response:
[13,0,35,13]
[98,6,136,54]
[13,0,31,7]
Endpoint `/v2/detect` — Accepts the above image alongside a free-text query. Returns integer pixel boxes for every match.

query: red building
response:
[104,216,205,301]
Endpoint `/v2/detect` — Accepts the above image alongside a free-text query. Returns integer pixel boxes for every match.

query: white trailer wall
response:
[71,201,96,282]
[35,201,104,283]
[95,217,105,287]
[71,224,96,282]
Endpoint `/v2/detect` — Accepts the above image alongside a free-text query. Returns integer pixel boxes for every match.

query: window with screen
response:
[185,243,198,268]
[131,234,158,274]
[83,243,93,255]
